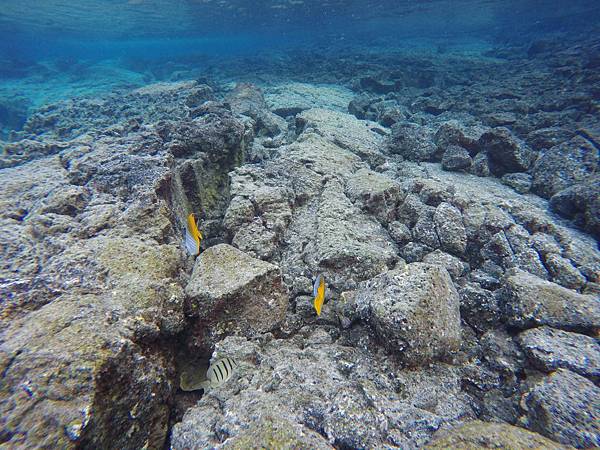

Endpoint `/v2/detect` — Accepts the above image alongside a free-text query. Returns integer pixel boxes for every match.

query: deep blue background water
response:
[1,0,599,138]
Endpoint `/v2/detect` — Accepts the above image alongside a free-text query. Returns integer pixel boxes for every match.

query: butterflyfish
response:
[184,213,202,256]
[313,274,325,316]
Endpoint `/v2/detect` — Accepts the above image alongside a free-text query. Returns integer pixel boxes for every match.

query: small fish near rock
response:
[180,357,238,392]
[313,273,326,316]
[184,212,203,257]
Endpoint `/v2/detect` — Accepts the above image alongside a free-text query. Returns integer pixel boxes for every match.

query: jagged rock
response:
[346,168,403,223]
[426,420,568,449]
[388,221,412,246]
[185,244,288,349]
[296,108,386,167]
[544,253,586,290]
[471,152,491,176]
[423,249,468,280]
[531,136,598,198]
[433,202,467,255]
[459,283,500,333]
[501,172,532,194]
[355,263,461,366]
[478,127,534,176]
[523,369,600,448]
[498,270,600,331]
[441,145,472,171]
[550,178,600,240]
[518,326,600,380]
[401,242,431,263]
[434,120,486,154]
[171,335,474,449]
[527,127,574,151]
[348,94,376,120]
[385,122,439,161]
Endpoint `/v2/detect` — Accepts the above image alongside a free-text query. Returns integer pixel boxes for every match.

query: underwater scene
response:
[1,0,600,448]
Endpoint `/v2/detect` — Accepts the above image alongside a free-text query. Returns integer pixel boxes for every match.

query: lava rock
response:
[426,420,568,449]
[523,369,600,448]
[442,145,472,171]
[478,127,534,176]
[185,244,288,348]
[518,326,600,380]
[346,168,403,223]
[549,178,600,240]
[433,202,467,255]
[500,173,532,194]
[531,136,599,199]
[355,263,461,366]
[385,122,439,161]
[498,270,600,332]
[423,249,468,280]
[544,253,586,290]
[459,283,500,333]
[434,120,486,154]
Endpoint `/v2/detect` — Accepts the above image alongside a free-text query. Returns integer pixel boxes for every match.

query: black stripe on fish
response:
[225,359,232,373]
[216,364,224,381]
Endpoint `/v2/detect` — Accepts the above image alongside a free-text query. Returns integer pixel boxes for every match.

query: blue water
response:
[1,0,599,138]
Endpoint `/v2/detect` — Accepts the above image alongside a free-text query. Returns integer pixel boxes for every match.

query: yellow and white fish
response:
[313,274,325,316]
[184,213,203,257]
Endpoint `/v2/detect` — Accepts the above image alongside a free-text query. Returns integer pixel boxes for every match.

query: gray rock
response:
[346,168,403,223]
[518,326,600,380]
[426,420,569,449]
[479,127,534,176]
[434,120,487,154]
[550,178,600,240]
[423,249,468,280]
[441,145,472,171]
[545,253,586,290]
[388,221,412,245]
[459,283,500,333]
[433,202,467,255]
[386,122,439,161]
[523,369,600,448]
[401,242,432,263]
[171,335,474,449]
[527,127,574,151]
[185,244,288,349]
[414,207,441,249]
[501,172,532,194]
[499,270,600,331]
[296,108,386,167]
[355,263,461,366]
[531,136,599,198]
[471,152,491,177]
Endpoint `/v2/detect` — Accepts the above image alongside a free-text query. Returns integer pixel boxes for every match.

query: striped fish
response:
[184,213,203,256]
[313,274,325,316]
[201,357,237,391]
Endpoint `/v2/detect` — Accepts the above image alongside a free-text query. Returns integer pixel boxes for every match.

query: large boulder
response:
[498,270,600,332]
[441,145,472,171]
[354,263,462,366]
[517,326,600,380]
[478,127,534,176]
[531,136,598,199]
[549,177,600,240]
[385,122,439,161]
[426,420,568,449]
[345,167,403,223]
[185,244,288,349]
[523,369,600,448]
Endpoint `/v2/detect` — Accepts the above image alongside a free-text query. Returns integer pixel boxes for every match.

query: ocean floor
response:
[1,35,599,449]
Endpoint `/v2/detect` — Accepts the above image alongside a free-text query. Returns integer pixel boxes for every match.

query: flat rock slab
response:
[524,369,600,448]
[426,420,569,449]
[518,326,600,380]
[499,270,600,332]
[355,263,461,366]
[186,244,288,347]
